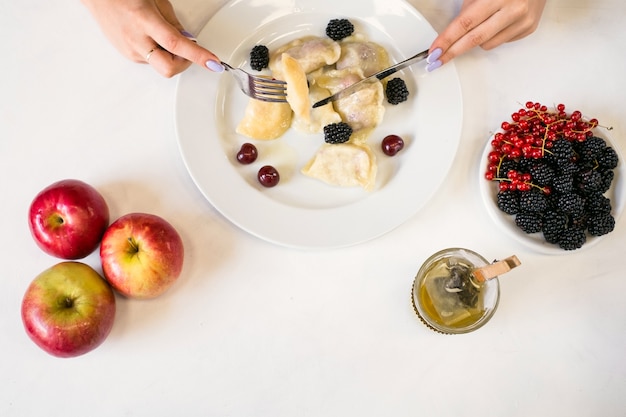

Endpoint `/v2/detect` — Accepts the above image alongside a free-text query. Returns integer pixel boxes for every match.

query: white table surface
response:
[1,0,625,416]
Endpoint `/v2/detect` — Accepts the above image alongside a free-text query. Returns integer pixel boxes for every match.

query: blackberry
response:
[325,19,354,41]
[542,211,568,244]
[587,213,615,236]
[598,146,619,169]
[498,159,518,178]
[515,212,543,234]
[517,158,534,173]
[519,190,548,213]
[575,136,606,162]
[497,190,520,215]
[551,173,574,194]
[550,138,574,163]
[575,169,603,195]
[558,227,586,250]
[599,169,614,193]
[323,122,352,144]
[557,160,580,176]
[249,45,269,71]
[556,192,585,216]
[529,161,555,186]
[385,78,409,105]
[585,193,612,216]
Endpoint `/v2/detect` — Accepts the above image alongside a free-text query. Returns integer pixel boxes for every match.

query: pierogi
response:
[301,143,377,191]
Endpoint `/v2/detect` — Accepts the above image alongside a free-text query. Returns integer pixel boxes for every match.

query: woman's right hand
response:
[426,0,546,71]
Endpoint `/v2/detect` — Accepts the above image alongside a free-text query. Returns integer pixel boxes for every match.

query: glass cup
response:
[411,248,500,334]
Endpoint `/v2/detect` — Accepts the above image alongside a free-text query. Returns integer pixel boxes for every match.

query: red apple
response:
[21,261,116,358]
[100,213,184,299]
[28,179,110,259]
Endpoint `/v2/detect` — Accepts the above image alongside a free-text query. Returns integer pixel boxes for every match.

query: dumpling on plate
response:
[336,35,391,77]
[292,82,342,134]
[236,98,292,140]
[282,53,311,125]
[316,68,385,142]
[301,142,377,191]
[270,36,341,75]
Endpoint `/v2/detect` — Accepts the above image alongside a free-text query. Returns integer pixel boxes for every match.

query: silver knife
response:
[311,49,429,108]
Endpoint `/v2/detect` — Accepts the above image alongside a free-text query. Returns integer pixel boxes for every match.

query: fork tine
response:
[222,61,288,102]
[250,88,287,101]
[249,78,287,102]
[252,77,286,85]
[252,83,287,92]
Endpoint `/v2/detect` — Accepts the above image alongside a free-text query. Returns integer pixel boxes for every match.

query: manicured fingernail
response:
[426,60,442,72]
[206,60,224,72]
[426,48,442,64]
[180,30,197,42]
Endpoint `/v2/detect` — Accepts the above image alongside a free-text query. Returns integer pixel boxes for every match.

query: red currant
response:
[381,134,404,156]
[257,165,280,187]
[236,143,258,164]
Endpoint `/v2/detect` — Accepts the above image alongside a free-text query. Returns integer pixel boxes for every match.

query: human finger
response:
[147,23,223,73]
[144,45,193,77]
[430,2,501,56]
[478,19,536,50]
[426,5,517,71]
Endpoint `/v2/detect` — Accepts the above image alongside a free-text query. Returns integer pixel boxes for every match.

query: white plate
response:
[175,0,463,249]
[478,129,625,254]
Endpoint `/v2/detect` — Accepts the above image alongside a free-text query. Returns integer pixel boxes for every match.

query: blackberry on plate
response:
[515,212,543,234]
[498,160,518,177]
[325,18,354,41]
[323,122,352,144]
[575,136,606,162]
[600,169,614,193]
[519,190,548,213]
[558,227,586,251]
[249,45,269,71]
[385,78,409,105]
[542,211,568,244]
[549,138,574,163]
[598,146,619,169]
[497,190,520,215]
[575,169,603,195]
[529,161,555,186]
[557,160,580,176]
[517,158,534,173]
[552,173,574,194]
[585,192,612,215]
[587,213,616,236]
[556,192,585,216]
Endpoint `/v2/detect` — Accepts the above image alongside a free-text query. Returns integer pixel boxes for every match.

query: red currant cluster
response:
[485,101,601,194]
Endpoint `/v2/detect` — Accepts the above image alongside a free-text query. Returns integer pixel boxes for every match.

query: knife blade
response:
[311,49,429,108]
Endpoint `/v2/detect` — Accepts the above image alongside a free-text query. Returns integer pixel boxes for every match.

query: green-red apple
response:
[100,213,184,299]
[21,261,116,358]
[28,179,109,259]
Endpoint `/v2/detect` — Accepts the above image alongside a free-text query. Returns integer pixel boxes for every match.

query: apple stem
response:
[60,297,74,309]
[127,237,139,254]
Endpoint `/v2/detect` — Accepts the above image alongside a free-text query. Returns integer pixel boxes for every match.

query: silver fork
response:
[221,62,287,103]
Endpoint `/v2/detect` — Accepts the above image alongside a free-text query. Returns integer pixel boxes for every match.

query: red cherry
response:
[381,135,404,156]
[236,143,258,164]
[257,165,280,187]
